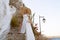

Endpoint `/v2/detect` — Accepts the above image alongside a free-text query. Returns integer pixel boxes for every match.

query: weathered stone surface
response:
[6,27,25,40]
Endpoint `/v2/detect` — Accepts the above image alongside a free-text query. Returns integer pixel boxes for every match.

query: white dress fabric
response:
[20,14,35,40]
[20,14,27,33]
[0,0,16,40]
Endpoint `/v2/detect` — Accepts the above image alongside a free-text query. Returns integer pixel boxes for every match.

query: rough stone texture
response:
[6,27,48,40]
[35,35,48,40]
[6,27,25,40]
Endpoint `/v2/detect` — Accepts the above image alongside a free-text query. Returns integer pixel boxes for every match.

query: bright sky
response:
[22,0,60,37]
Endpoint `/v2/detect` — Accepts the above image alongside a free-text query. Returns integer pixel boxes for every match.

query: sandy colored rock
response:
[6,27,25,40]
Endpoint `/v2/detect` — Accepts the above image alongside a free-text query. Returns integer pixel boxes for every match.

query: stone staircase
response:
[6,27,25,40]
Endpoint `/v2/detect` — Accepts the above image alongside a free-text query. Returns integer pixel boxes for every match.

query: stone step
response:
[6,33,25,40]
[6,27,25,40]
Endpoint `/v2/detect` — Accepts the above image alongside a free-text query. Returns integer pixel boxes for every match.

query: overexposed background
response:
[23,0,60,37]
